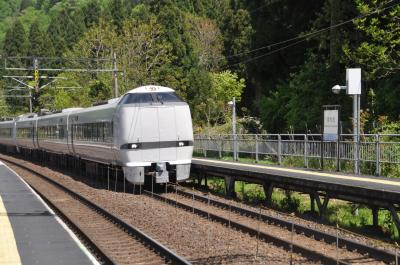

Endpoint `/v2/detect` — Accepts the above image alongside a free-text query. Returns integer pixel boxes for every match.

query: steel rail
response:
[3,158,191,265]
[143,189,350,265]
[175,188,398,264]
[31,186,117,265]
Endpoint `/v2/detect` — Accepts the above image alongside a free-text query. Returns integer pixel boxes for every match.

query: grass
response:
[200,176,399,241]
[193,149,400,240]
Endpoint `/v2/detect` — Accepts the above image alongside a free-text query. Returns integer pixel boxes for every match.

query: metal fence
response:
[194,134,400,176]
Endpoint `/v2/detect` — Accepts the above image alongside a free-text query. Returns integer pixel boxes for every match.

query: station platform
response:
[192,158,400,213]
[0,161,98,265]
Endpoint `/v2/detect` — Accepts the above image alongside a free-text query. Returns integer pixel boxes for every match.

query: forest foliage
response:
[0,0,399,134]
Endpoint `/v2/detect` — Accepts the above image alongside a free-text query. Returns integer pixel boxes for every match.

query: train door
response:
[33,119,38,149]
[158,106,177,161]
[68,115,76,155]
[31,121,36,149]
[140,107,160,162]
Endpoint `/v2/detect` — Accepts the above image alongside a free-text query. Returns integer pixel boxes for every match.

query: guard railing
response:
[193,134,400,176]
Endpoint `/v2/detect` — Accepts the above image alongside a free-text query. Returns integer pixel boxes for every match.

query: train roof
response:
[2,86,176,122]
[126,85,174,94]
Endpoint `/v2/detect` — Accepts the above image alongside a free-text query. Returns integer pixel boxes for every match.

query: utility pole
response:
[112,52,119,98]
[28,89,32,113]
[228,98,237,160]
[353,93,361,174]
[331,68,361,174]
[33,57,39,92]
[3,56,117,113]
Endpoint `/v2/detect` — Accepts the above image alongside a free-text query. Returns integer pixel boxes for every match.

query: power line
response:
[223,0,399,63]
[223,39,307,69]
[246,0,280,14]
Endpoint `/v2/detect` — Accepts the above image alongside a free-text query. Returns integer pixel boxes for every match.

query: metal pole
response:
[353,95,359,174]
[278,134,282,165]
[304,134,308,168]
[358,95,361,174]
[255,134,259,163]
[112,52,119,98]
[28,89,32,113]
[232,98,237,161]
[376,134,381,176]
[337,108,341,172]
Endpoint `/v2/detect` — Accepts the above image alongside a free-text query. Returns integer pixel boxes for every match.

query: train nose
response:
[133,106,177,162]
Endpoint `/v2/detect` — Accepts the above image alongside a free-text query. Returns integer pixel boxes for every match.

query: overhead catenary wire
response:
[222,0,399,66]
[246,0,281,14]
[223,39,307,70]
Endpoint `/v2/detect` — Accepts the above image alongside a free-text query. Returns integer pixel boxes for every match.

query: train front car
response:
[115,85,193,185]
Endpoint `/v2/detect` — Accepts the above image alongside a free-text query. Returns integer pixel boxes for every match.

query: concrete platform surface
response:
[0,161,98,265]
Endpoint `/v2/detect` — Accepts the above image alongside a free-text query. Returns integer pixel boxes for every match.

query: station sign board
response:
[323,109,339,141]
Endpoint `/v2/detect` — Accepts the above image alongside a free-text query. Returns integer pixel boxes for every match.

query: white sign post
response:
[321,105,341,172]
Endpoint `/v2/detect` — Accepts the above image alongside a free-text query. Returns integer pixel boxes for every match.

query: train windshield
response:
[119,92,183,104]
[155,92,183,103]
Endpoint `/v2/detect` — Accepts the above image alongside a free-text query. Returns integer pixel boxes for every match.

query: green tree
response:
[28,19,54,56]
[153,2,211,101]
[47,6,86,55]
[82,0,101,27]
[109,0,126,33]
[3,19,28,56]
[88,80,111,102]
[243,0,325,115]
[186,14,224,71]
[65,8,86,47]
[342,0,400,121]
[35,0,44,10]
[260,56,346,133]
[118,17,173,90]
[20,0,33,11]
[195,70,245,127]
[39,73,91,110]
[47,10,68,55]
[220,7,253,74]
[0,1,21,19]
[343,0,400,80]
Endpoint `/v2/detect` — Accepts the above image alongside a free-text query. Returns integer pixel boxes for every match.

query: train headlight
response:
[131,144,138,149]
[121,143,141,149]
[178,141,185,147]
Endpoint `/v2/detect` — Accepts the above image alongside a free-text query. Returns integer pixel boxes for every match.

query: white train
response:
[0,85,194,184]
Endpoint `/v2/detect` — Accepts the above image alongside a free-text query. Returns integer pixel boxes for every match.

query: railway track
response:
[145,185,392,265]
[1,152,391,264]
[2,157,190,265]
[2,153,318,265]
[172,187,398,264]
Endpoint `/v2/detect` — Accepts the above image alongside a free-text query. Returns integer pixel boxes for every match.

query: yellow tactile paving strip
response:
[0,195,22,265]
[193,158,400,187]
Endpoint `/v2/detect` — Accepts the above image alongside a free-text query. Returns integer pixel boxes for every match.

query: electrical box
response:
[346,68,361,95]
